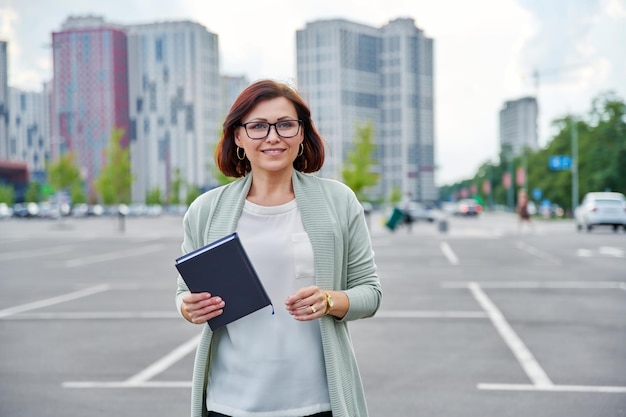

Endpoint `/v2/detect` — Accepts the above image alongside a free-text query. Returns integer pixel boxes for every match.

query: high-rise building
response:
[127,21,220,203]
[499,96,538,156]
[0,40,8,160]
[296,18,436,202]
[221,75,249,122]
[7,87,50,183]
[51,16,130,200]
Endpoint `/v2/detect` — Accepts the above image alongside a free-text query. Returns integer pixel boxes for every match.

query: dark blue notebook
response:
[175,232,273,330]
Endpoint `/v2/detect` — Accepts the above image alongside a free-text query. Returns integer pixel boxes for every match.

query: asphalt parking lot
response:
[1,212,625,416]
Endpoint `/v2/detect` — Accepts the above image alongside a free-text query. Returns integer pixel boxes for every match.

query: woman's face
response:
[235,97,304,176]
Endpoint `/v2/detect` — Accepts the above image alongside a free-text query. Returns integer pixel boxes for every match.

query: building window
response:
[156,38,163,62]
[356,34,380,73]
[149,83,157,111]
[185,104,194,131]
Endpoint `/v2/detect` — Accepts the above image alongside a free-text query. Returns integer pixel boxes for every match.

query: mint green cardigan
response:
[176,171,382,417]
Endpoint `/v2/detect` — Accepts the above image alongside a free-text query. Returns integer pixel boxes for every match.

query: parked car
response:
[441,202,458,216]
[0,202,13,219]
[71,203,89,217]
[38,202,61,219]
[407,201,435,222]
[13,202,39,218]
[575,192,626,232]
[455,199,483,216]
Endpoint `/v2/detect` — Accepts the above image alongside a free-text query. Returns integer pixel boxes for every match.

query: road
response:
[0,212,625,416]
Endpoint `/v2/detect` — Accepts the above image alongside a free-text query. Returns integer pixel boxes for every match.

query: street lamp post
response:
[571,119,579,216]
[48,136,67,223]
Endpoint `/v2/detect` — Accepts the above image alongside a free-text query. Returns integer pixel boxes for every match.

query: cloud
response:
[605,0,626,16]
[511,0,626,149]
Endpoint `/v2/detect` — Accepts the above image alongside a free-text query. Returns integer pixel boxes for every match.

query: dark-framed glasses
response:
[240,119,302,140]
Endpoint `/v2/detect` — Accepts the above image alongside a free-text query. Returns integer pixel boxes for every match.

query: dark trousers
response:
[208,412,332,417]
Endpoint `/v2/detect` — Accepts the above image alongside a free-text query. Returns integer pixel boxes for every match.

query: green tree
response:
[584,93,626,194]
[146,187,163,205]
[388,186,403,206]
[185,184,201,206]
[209,140,237,186]
[341,121,380,202]
[70,182,87,204]
[169,168,183,205]
[212,166,236,186]
[25,181,41,202]
[94,128,133,205]
[439,91,626,216]
[0,184,14,205]
[47,152,82,197]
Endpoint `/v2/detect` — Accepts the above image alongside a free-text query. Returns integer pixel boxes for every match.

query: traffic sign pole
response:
[571,119,579,216]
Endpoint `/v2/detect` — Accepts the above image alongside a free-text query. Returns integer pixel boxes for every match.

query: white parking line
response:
[5,310,486,320]
[516,241,561,265]
[375,310,486,319]
[465,280,626,394]
[478,383,626,393]
[468,282,553,388]
[0,245,75,261]
[62,380,192,388]
[63,334,200,388]
[125,334,200,385]
[443,281,625,290]
[64,244,164,267]
[440,241,459,265]
[3,311,180,320]
[598,246,625,258]
[0,285,110,319]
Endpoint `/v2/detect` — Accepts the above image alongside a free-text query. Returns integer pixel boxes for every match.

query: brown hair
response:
[215,79,325,177]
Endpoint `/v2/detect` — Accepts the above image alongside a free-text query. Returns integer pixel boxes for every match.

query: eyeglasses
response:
[239,119,302,140]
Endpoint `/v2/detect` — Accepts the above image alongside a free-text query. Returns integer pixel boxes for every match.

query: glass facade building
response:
[0,40,8,160]
[7,87,50,183]
[296,18,436,202]
[51,16,130,200]
[127,21,220,203]
[220,75,249,122]
[499,96,538,156]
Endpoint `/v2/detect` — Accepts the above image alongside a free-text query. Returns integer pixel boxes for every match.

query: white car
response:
[575,192,626,232]
[0,202,13,219]
[407,201,436,222]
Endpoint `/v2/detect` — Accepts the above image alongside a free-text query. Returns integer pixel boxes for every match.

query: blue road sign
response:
[549,155,572,170]
[532,188,542,200]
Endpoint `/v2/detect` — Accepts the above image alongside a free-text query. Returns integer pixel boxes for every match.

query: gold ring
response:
[311,305,317,313]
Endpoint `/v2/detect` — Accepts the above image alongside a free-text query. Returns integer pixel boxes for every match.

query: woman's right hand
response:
[181,292,225,324]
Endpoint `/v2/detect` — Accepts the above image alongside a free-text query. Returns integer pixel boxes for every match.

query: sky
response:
[1,0,625,186]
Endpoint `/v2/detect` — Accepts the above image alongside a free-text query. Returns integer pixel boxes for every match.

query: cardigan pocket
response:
[291,232,315,279]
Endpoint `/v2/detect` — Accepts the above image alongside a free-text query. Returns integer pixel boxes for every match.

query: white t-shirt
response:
[206,199,331,417]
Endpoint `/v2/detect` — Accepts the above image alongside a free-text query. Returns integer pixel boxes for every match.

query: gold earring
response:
[298,143,304,157]
[236,147,246,160]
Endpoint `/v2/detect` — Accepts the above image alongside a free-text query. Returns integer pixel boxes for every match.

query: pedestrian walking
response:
[517,189,533,233]
[402,193,413,233]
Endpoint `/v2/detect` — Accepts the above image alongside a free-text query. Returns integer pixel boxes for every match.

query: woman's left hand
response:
[285,285,326,321]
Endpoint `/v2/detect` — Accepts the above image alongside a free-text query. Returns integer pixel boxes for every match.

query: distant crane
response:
[521,63,588,138]
[522,63,588,93]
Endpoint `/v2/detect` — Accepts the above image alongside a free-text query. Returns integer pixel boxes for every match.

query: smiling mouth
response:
[262,149,285,155]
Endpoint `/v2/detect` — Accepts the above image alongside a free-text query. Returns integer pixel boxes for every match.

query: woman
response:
[176,79,382,417]
[517,188,532,232]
